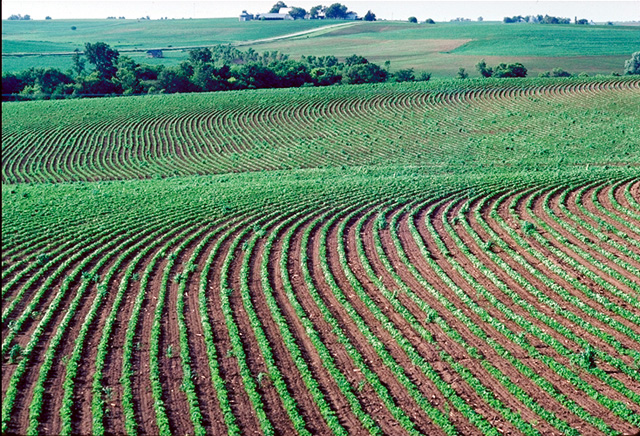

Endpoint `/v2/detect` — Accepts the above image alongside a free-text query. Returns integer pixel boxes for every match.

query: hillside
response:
[2,78,640,436]
[3,19,639,76]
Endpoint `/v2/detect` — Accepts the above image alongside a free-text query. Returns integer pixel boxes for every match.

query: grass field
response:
[2,75,640,436]
[2,19,639,76]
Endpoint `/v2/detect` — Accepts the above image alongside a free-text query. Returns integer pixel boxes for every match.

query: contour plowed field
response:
[2,78,639,183]
[2,78,640,436]
[2,169,639,436]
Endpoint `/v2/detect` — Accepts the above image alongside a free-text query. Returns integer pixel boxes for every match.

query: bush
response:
[343,63,388,85]
[492,62,527,78]
[393,68,415,82]
[624,51,640,75]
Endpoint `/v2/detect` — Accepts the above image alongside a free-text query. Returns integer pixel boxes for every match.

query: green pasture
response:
[1,18,341,52]
[1,18,340,72]
[246,21,640,76]
[2,19,638,76]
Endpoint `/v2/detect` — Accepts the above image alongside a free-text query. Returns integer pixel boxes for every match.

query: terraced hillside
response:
[2,78,640,436]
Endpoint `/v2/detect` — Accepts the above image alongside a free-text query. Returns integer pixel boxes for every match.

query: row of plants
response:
[464,181,640,424]
[3,77,637,184]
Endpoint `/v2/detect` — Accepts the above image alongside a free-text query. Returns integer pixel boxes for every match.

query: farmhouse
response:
[239,10,254,21]
[256,8,293,20]
[146,49,163,58]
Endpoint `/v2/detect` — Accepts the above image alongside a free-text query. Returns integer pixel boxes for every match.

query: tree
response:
[271,60,312,87]
[8,14,31,20]
[269,1,287,13]
[309,5,324,18]
[393,68,415,82]
[344,55,368,66]
[289,7,307,20]
[424,18,435,24]
[475,59,493,78]
[343,63,388,84]
[624,51,640,75]
[72,49,86,77]
[492,62,527,78]
[36,68,73,95]
[456,67,468,79]
[550,68,571,77]
[45,16,52,20]
[189,48,213,65]
[363,10,376,21]
[2,73,25,100]
[408,16,418,23]
[74,71,122,96]
[157,66,197,93]
[325,3,347,19]
[84,42,119,79]
[191,63,224,92]
[115,56,143,95]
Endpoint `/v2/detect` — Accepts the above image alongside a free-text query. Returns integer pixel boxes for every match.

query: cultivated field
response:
[2,77,640,436]
[3,19,639,76]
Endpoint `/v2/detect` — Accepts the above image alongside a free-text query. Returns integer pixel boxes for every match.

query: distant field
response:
[2,19,638,76]
[1,18,341,72]
[1,18,342,52]
[245,21,640,76]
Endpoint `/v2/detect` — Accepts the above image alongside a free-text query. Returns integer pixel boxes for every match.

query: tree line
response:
[3,43,638,101]
[1,42,428,101]
[503,14,590,24]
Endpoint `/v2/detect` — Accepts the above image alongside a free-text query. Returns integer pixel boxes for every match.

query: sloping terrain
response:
[2,77,639,436]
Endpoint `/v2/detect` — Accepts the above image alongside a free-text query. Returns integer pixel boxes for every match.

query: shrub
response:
[624,51,640,75]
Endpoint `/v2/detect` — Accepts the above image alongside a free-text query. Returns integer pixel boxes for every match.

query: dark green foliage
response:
[476,60,527,78]
[476,59,493,78]
[325,3,348,19]
[457,67,468,79]
[309,5,324,19]
[156,66,198,93]
[344,55,368,66]
[625,51,640,75]
[393,68,415,82]
[2,73,24,100]
[343,63,388,84]
[72,49,86,76]
[289,7,307,20]
[8,14,31,20]
[269,1,287,13]
[424,18,435,24]
[505,14,571,24]
[84,42,120,79]
[492,62,527,78]
[189,48,214,65]
[408,16,418,23]
[269,60,312,87]
[540,68,572,78]
[363,10,376,21]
